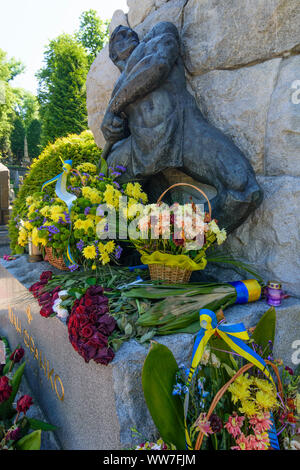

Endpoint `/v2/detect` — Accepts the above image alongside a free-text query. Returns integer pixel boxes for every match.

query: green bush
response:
[9,130,102,253]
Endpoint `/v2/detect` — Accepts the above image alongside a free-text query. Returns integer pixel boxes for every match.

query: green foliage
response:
[15,430,41,450]
[10,116,25,162]
[37,34,89,147]
[9,130,102,253]
[142,342,186,450]
[0,49,25,160]
[0,363,25,420]
[27,418,57,432]
[251,307,276,353]
[76,9,109,65]
[27,119,42,159]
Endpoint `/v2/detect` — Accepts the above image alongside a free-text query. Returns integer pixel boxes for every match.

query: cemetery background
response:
[0,0,300,451]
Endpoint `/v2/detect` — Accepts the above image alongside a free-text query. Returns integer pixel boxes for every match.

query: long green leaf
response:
[251,307,276,351]
[28,418,57,432]
[15,430,41,450]
[142,342,186,450]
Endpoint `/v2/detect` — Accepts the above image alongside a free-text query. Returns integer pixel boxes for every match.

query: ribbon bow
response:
[187,309,275,386]
[42,158,77,266]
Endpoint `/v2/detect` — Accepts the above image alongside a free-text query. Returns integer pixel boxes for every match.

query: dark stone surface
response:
[101,22,263,233]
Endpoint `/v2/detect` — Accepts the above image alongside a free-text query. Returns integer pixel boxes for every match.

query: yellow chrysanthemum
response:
[26,196,34,205]
[74,218,94,233]
[253,378,276,395]
[18,227,28,247]
[31,227,47,247]
[239,400,259,416]
[24,221,33,231]
[100,252,110,265]
[83,245,97,260]
[49,205,66,223]
[103,185,122,209]
[228,383,251,404]
[105,241,115,254]
[40,206,51,217]
[76,163,97,174]
[255,390,277,410]
[82,186,102,204]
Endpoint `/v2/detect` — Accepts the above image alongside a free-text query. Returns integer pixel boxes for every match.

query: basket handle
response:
[194,360,283,450]
[156,183,212,220]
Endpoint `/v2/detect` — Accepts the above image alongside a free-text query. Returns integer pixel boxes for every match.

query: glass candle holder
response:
[265,281,283,307]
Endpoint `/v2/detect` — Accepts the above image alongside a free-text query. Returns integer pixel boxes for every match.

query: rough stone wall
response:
[86,0,300,295]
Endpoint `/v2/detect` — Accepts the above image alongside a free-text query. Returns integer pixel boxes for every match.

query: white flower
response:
[56,307,69,321]
[211,353,221,368]
[216,229,227,245]
[52,298,61,313]
[58,290,69,299]
[200,347,211,365]
[208,220,220,234]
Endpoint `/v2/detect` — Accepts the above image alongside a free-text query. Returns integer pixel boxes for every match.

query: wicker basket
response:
[194,360,283,450]
[45,246,68,271]
[148,183,212,284]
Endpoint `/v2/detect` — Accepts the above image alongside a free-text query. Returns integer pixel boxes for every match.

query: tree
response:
[10,116,25,163]
[27,119,41,159]
[37,34,89,147]
[76,10,109,65]
[0,49,24,160]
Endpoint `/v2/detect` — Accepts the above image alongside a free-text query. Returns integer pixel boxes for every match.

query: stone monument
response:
[87,1,300,296]
[100,22,263,233]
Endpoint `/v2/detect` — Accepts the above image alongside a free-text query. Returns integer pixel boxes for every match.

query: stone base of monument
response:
[0,260,299,450]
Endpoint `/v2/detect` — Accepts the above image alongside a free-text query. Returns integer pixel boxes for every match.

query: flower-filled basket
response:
[44,246,69,271]
[131,183,227,284]
[194,360,283,450]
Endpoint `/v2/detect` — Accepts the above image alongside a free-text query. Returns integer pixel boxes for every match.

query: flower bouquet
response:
[141,308,300,451]
[130,183,227,283]
[0,337,56,450]
[17,160,148,272]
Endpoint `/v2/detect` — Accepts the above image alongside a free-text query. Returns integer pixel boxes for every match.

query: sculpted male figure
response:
[101,22,263,232]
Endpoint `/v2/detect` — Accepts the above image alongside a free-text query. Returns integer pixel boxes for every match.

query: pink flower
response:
[249,412,272,434]
[231,433,270,451]
[225,412,245,438]
[231,433,249,450]
[194,413,213,437]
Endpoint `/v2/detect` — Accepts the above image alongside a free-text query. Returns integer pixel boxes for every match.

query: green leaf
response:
[15,430,41,450]
[100,157,108,177]
[0,362,26,419]
[86,277,97,286]
[28,418,57,432]
[251,307,276,351]
[142,342,186,450]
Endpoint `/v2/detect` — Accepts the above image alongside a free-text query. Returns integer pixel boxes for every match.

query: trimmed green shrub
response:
[9,130,102,253]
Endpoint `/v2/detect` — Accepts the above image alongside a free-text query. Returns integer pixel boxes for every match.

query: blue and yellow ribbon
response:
[184,308,275,449]
[230,279,262,304]
[42,159,77,266]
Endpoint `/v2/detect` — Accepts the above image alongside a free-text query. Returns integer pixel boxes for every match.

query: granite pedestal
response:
[0,259,299,449]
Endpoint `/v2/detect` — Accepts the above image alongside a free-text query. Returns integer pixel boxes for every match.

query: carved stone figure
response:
[101,22,263,232]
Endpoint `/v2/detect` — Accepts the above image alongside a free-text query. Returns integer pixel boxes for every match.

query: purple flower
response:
[64,211,71,223]
[116,165,126,172]
[115,245,123,260]
[76,240,85,251]
[113,181,120,189]
[84,207,91,216]
[285,366,294,376]
[68,264,79,272]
